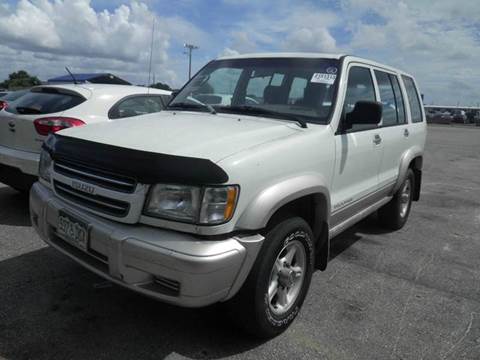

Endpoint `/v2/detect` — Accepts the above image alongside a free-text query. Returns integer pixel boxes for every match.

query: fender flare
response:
[391,146,424,195]
[236,173,331,231]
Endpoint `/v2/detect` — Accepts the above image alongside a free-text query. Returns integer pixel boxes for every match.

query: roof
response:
[216,52,413,78]
[217,52,346,60]
[47,73,131,85]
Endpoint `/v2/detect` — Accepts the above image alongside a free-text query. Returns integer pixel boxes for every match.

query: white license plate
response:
[57,211,89,251]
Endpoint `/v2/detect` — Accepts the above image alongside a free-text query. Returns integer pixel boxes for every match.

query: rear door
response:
[373,69,409,188]
[0,87,86,153]
[401,75,427,150]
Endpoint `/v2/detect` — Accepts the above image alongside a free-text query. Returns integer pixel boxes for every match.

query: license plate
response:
[57,211,89,251]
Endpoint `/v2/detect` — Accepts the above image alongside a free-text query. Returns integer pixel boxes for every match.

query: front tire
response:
[227,217,315,338]
[378,168,415,230]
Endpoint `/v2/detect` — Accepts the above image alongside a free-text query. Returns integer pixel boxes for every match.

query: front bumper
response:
[30,183,264,307]
[0,144,39,176]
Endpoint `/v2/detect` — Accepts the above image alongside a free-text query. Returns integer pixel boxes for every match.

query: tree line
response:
[1,70,172,90]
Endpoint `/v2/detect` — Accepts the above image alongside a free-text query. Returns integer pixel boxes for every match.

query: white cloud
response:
[223,6,340,54]
[283,27,337,53]
[0,0,207,87]
[341,0,480,105]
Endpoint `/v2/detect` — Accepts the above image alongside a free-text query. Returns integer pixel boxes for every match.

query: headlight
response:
[38,150,52,183]
[144,184,238,225]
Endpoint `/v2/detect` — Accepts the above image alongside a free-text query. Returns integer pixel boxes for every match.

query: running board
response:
[329,196,392,238]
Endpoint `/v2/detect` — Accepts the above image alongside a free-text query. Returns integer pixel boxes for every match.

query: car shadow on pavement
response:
[0,247,265,360]
[0,186,30,227]
[329,214,388,261]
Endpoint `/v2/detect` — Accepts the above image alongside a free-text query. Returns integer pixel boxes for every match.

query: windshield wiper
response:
[216,105,307,128]
[167,102,216,115]
[15,106,42,114]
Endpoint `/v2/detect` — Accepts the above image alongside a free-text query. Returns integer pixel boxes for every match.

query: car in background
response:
[474,111,480,126]
[430,110,453,124]
[0,89,30,111]
[0,84,171,191]
[452,110,467,124]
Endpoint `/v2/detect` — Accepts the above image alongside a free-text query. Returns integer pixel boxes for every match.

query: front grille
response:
[54,158,136,193]
[54,180,130,217]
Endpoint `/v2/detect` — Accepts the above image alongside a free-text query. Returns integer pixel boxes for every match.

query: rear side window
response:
[390,75,406,124]
[109,95,165,119]
[344,66,376,131]
[402,76,423,123]
[288,77,308,104]
[374,70,397,126]
[5,88,85,115]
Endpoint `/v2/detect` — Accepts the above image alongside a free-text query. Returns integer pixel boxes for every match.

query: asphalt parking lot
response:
[0,124,479,360]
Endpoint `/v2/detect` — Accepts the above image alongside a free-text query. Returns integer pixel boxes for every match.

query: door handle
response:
[404,129,410,137]
[373,134,382,145]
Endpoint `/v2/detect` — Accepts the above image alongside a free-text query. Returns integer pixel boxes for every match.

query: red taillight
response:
[33,117,85,136]
[0,100,7,111]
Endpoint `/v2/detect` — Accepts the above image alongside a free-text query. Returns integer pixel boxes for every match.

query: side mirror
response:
[344,101,382,130]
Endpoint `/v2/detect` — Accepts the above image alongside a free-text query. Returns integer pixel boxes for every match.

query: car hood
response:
[59,111,301,163]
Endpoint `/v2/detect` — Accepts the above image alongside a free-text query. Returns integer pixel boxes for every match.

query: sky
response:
[0,0,479,105]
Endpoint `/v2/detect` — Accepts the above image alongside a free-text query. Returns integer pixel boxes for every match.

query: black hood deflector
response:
[43,134,229,185]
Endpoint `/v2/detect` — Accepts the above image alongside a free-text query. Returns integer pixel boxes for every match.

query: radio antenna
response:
[65,67,78,84]
[147,17,155,93]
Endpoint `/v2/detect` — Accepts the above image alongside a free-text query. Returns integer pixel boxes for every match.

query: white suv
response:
[0,84,171,191]
[30,53,426,338]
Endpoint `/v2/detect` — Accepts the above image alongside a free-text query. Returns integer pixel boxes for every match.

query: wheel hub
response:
[268,239,306,315]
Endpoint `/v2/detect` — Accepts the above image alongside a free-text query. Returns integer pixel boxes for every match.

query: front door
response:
[331,65,384,227]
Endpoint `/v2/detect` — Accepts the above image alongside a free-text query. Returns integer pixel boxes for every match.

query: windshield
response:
[169,57,340,124]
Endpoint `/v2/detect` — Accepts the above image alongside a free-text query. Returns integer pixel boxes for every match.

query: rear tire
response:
[378,169,415,230]
[227,217,315,338]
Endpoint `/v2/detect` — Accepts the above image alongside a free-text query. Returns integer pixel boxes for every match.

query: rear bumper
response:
[0,144,39,176]
[30,182,264,307]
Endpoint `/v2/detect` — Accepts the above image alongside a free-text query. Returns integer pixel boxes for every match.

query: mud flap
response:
[316,222,329,271]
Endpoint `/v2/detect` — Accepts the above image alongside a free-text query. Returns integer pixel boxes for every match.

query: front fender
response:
[236,173,331,230]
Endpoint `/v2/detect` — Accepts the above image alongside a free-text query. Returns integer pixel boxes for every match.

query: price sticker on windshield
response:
[311,73,337,85]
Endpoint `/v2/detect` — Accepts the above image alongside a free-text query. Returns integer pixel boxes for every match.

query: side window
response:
[390,75,406,124]
[288,77,308,104]
[344,66,376,131]
[246,72,285,103]
[374,70,397,126]
[203,68,242,95]
[402,76,423,123]
[109,96,164,119]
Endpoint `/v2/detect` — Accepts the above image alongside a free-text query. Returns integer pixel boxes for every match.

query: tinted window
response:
[1,90,29,102]
[390,75,406,124]
[5,88,85,115]
[374,70,397,126]
[402,76,423,123]
[344,66,376,131]
[109,95,165,119]
[288,77,308,104]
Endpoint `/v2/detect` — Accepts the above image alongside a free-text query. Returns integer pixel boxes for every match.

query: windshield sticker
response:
[311,73,337,84]
[326,67,338,74]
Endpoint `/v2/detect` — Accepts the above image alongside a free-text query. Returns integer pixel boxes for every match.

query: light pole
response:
[184,43,199,79]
